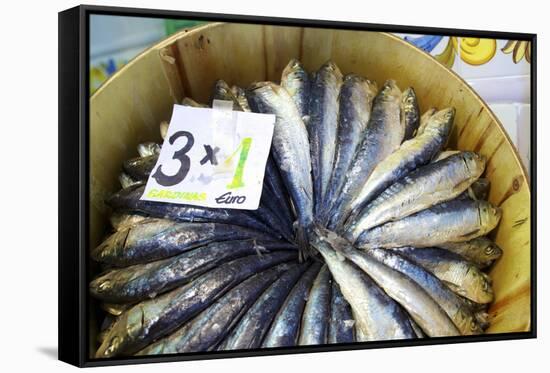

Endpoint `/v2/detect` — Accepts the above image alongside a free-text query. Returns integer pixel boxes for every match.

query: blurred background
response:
[90,15,531,175]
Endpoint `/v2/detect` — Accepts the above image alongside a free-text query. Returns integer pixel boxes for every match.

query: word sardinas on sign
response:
[141,102,275,210]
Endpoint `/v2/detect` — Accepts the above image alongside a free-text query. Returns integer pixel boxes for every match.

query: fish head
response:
[462,152,487,175]
[281,59,305,80]
[95,308,143,358]
[433,107,456,123]
[378,79,402,101]
[482,241,503,262]
[478,201,502,233]
[468,270,494,304]
[213,79,232,97]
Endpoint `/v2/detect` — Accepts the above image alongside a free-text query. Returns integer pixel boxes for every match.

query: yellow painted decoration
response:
[453,37,497,66]
[501,40,531,64]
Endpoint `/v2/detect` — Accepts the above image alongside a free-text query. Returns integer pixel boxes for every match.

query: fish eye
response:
[470,320,479,331]
[484,245,495,255]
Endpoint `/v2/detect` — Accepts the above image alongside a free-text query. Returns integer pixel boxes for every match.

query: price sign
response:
[141,102,275,210]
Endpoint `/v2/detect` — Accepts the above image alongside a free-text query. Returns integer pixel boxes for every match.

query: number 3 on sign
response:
[225,137,252,189]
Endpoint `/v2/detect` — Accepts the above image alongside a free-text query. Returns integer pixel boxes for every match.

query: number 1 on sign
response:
[226,137,252,189]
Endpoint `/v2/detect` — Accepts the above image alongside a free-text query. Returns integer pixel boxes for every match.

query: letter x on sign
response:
[200,145,220,165]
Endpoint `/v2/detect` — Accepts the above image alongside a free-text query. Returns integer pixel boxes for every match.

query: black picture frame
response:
[59,4,537,368]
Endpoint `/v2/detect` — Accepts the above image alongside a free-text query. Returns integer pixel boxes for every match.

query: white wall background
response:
[0,0,545,372]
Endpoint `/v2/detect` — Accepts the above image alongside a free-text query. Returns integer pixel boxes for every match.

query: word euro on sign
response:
[141,102,275,210]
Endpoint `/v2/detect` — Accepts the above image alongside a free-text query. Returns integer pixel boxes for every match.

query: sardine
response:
[416,107,437,136]
[366,247,484,335]
[95,251,297,357]
[391,247,494,304]
[310,228,416,341]
[439,237,502,268]
[136,262,293,355]
[264,156,295,225]
[346,108,455,221]
[262,262,323,347]
[307,61,343,216]
[346,151,486,238]
[90,240,296,303]
[109,212,148,231]
[108,184,283,239]
[355,199,502,249]
[92,217,278,267]
[328,282,355,344]
[298,265,332,345]
[137,142,161,158]
[401,87,420,140]
[219,261,309,350]
[246,82,314,252]
[119,173,139,189]
[321,75,377,222]
[123,155,158,181]
[231,85,251,112]
[432,149,461,163]
[328,80,404,229]
[211,79,244,111]
[329,237,459,337]
[281,59,310,120]
[469,178,491,201]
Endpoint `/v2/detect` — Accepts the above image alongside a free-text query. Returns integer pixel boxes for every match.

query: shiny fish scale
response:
[328,80,404,229]
[308,62,343,215]
[322,74,377,222]
[95,251,297,357]
[346,107,454,220]
[345,151,486,238]
[219,262,310,350]
[311,229,416,341]
[136,263,293,354]
[391,247,494,304]
[298,265,332,345]
[367,247,484,335]
[355,199,502,249]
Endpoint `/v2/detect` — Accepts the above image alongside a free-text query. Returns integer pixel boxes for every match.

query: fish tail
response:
[294,222,315,261]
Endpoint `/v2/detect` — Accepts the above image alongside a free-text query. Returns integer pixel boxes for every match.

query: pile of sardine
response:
[91,59,503,358]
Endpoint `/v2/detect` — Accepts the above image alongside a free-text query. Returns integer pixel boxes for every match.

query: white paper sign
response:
[141,103,275,210]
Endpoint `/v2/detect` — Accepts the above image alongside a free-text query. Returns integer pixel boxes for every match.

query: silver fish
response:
[246,82,313,252]
[328,281,355,343]
[311,228,416,341]
[137,142,161,158]
[119,172,139,189]
[231,85,251,112]
[298,265,332,345]
[391,247,494,304]
[416,107,437,136]
[346,107,455,221]
[95,251,297,357]
[90,240,295,303]
[346,151,486,238]
[262,262,323,347]
[355,199,502,249]
[328,80,404,229]
[330,237,459,337]
[401,87,420,140]
[321,74,377,222]
[219,262,309,350]
[136,262,294,355]
[308,61,343,216]
[432,149,461,163]
[366,247,484,335]
[281,59,310,120]
[439,237,502,268]
[211,79,244,111]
